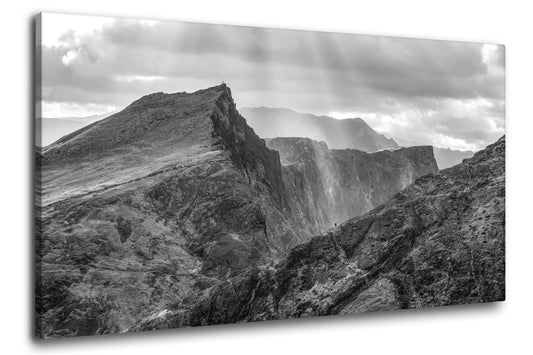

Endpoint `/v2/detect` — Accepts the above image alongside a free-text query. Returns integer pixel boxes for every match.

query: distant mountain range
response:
[239,107,398,152]
[240,106,474,169]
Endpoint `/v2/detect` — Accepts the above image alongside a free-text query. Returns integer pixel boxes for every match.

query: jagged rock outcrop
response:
[240,107,398,152]
[188,136,505,326]
[267,137,438,237]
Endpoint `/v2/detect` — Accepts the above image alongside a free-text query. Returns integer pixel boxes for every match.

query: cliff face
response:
[188,136,505,326]
[240,107,398,152]
[267,137,438,237]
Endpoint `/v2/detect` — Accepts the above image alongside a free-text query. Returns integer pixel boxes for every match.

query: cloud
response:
[39,13,505,150]
[331,97,505,151]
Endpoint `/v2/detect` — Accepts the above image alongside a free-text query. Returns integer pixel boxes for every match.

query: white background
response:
[1,0,531,353]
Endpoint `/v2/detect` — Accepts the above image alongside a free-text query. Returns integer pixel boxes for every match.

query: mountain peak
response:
[42,84,236,163]
[123,84,231,113]
[39,84,286,207]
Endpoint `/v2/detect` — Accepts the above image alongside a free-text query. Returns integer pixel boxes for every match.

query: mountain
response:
[36,85,438,337]
[266,137,437,237]
[186,136,505,326]
[239,107,398,152]
[36,113,112,147]
[433,147,474,169]
[240,107,475,170]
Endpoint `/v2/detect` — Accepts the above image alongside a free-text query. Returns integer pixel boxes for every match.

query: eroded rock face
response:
[188,136,505,326]
[267,137,438,237]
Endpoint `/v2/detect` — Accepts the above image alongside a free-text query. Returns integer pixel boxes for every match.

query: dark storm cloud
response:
[41,15,505,150]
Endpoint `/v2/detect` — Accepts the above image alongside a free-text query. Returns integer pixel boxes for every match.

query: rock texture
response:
[187,136,505,326]
[266,137,437,237]
[240,107,398,152]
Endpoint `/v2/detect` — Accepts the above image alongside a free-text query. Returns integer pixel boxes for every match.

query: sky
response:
[39,13,505,151]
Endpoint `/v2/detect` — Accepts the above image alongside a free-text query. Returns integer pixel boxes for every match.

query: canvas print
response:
[35,13,505,338]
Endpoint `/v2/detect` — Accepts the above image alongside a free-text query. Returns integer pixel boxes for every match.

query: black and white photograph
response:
[6,1,533,354]
[34,12,507,338]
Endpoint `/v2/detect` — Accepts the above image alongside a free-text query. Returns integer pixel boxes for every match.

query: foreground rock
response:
[188,136,505,326]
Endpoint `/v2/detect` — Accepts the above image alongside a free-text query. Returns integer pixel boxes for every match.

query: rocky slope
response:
[266,137,437,237]
[36,85,440,338]
[187,136,505,326]
[240,107,398,152]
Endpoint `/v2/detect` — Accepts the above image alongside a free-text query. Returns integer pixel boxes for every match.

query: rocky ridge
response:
[187,136,505,326]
